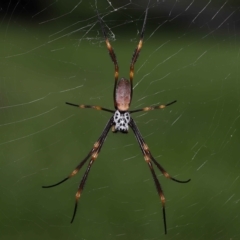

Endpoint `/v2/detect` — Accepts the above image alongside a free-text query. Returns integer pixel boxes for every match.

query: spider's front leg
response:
[42,117,114,223]
[129,118,190,234]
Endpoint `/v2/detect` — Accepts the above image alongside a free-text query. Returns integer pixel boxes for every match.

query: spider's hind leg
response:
[129,0,151,89]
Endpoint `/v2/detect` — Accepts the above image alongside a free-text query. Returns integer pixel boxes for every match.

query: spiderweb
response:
[1,0,240,239]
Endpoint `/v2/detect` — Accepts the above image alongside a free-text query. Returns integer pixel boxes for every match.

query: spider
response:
[42,2,190,235]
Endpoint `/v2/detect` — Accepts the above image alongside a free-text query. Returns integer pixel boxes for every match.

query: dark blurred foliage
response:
[0,0,49,20]
[1,0,240,31]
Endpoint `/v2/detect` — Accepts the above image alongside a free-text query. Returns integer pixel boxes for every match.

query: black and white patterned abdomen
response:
[113,110,130,133]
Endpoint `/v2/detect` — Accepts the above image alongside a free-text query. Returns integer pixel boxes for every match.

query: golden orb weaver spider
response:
[43,1,191,234]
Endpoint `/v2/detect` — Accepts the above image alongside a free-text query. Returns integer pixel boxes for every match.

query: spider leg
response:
[130,0,150,91]
[43,117,113,222]
[71,150,99,222]
[130,119,167,234]
[42,150,91,188]
[130,119,190,183]
[96,10,119,104]
[130,100,177,114]
[130,119,190,234]
[147,159,167,234]
[149,153,190,183]
[66,102,114,113]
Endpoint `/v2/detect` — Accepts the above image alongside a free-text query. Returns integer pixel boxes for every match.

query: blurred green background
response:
[1,0,240,240]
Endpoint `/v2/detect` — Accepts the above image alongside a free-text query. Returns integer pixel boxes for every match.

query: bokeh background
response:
[1,0,240,239]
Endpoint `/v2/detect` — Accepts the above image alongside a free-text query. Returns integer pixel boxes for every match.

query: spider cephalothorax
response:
[43,1,190,235]
[113,110,130,133]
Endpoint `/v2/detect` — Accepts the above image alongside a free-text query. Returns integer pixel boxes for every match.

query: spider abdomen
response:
[115,78,131,111]
[113,110,131,133]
